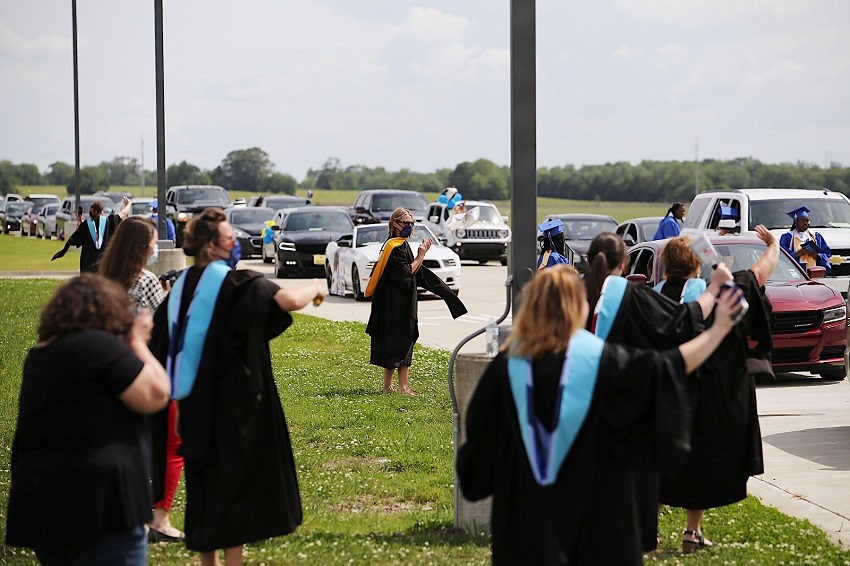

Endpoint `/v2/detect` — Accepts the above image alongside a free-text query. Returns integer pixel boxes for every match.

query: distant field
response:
[13,186,668,224]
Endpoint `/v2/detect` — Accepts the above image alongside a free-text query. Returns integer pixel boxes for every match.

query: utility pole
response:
[154,0,166,240]
[694,138,699,196]
[71,0,81,210]
[141,135,145,197]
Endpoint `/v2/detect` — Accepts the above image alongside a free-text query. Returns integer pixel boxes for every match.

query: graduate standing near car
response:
[653,202,686,240]
[537,219,570,270]
[779,206,831,274]
[366,207,466,395]
[457,266,744,565]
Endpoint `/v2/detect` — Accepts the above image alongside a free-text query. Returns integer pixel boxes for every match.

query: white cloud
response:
[613,45,644,60]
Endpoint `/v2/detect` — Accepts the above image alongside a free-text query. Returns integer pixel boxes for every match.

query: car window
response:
[615,224,627,236]
[372,193,428,213]
[266,198,307,209]
[467,205,501,224]
[131,202,152,215]
[749,198,850,231]
[698,243,805,282]
[5,203,27,214]
[356,226,387,246]
[683,197,711,229]
[707,199,741,230]
[626,224,638,242]
[231,208,275,225]
[561,218,618,240]
[631,249,655,281]
[284,212,351,232]
[628,249,642,272]
[176,189,229,205]
[640,220,659,242]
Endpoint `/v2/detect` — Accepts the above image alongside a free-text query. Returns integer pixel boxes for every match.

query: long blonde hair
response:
[388,207,412,238]
[502,265,586,359]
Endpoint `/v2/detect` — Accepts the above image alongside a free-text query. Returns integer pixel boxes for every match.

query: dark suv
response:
[351,189,429,224]
[164,185,232,247]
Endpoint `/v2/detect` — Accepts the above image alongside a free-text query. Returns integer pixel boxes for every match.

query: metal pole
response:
[154,0,166,240]
[509,0,537,304]
[695,137,699,196]
[141,135,145,197]
[71,0,80,210]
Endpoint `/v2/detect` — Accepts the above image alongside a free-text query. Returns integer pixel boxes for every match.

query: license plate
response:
[313,254,326,266]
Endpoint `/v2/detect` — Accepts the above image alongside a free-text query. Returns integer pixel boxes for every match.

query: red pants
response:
[152,400,183,511]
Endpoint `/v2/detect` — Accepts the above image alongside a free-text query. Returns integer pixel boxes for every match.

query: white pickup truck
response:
[683,188,850,295]
[424,200,511,265]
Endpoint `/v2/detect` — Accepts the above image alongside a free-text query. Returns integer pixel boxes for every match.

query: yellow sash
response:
[364,238,407,298]
[793,233,816,270]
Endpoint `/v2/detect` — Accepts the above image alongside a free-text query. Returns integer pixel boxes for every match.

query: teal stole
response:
[87,217,107,249]
[507,329,604,486]
[592,275,628,340]
[166,261,230,400]
[652,278,705,304]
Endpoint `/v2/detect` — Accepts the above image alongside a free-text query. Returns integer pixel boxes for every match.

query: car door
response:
[629,248,657,285]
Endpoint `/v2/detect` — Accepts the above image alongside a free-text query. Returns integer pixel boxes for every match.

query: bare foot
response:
[383,387,396,394]
[398,388,420,396]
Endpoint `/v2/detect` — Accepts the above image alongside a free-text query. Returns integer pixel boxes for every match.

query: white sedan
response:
[325,223,462,301]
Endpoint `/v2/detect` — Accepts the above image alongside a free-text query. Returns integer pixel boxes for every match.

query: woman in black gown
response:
[150,208,326,566]
[457,266,743,565]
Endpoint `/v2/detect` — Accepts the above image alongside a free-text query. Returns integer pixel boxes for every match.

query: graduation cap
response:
[538,218,564,237]
[149,199,159,211]
[719,206,739,219]
[787,206,810,220]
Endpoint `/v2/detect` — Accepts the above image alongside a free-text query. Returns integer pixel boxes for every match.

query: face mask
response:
[226,239,242,269]
[147,244,159,266]
[399,225,413,238]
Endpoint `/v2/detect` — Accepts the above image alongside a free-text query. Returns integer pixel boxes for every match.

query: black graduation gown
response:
[457,345,693,566]
[150,268,301,552]
[591,280,704,551]
[366,244,466,369]
[52,214,121,272]
[660,270,769,509]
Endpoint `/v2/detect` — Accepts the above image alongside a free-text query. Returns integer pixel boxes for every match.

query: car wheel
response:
[352,265,365,301]
[325,261,334,292]
[478,260,488,265]
[274,253,286,279]
[500,258,508,266]
[818,367,846,381]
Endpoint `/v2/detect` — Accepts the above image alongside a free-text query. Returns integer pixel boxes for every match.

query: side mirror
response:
[717,218,739,232]
[429,215,439,223]
[502,216,509,223]
[355,206,367,214]
[337,240,351,248]
[626,273,647,284]
[271,225,281,231]
[623,234,636,246]
[808,266,826,279]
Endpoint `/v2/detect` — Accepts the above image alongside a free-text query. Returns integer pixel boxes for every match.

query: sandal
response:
[682,529,714,553]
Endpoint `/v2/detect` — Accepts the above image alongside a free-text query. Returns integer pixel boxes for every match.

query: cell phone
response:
[718,282,749,325]
[159,269,184,286]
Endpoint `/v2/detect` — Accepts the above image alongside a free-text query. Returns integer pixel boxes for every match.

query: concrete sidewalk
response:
[749,375,850,548]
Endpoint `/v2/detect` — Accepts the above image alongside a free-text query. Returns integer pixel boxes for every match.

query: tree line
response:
[2,149,849,203]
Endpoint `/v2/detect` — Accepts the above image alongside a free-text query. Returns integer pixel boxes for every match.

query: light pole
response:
[71,0,81,210]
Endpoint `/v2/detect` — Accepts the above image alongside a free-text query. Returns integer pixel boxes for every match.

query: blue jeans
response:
[34,525,146,566]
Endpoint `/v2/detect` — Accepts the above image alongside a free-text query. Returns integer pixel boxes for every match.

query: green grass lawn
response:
[0,279,848,564]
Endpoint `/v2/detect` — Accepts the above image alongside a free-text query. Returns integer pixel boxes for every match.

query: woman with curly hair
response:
[5,274,170,564]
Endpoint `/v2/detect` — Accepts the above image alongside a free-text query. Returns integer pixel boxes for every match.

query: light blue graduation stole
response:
[652,278,705,304]
[592,276,627,340]
[507,329,604,486]
[166,261,230,400]
[87,217,107,249]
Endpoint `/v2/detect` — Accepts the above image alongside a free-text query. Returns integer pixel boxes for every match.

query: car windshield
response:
[640,220,659,241]
[355,223,438,246]
[560,218,618,240]
[372,194,428,213]
[749,198,850,231]
[44,204,59,215]
[176,189,229,205]
[28,204,45,214]
[694,243,806,282]
[266,198,307,209]
[284,211,351,232]
[27,197,58,206]
[6,203,27,214]
[466,206,501,224]
[231,208,275,225]
[131,202,152,215]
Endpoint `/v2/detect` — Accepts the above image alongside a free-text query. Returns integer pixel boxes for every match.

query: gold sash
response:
[364,238,407,298]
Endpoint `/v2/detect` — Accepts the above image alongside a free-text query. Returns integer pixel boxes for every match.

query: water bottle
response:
[485,318,499,356]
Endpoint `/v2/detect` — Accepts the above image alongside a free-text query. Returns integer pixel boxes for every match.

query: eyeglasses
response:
[398,221,414,226]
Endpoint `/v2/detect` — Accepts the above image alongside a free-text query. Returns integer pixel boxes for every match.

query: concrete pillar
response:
[453,353,494,534]
[147,239,186,277]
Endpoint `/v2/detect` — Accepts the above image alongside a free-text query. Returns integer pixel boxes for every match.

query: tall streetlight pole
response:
[71,0,81,210]
[154,0,166,240]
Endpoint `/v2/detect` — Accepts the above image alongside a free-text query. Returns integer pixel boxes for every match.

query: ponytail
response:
[584,232,628,316]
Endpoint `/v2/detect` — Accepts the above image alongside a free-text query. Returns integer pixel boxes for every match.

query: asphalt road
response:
[244,255,850,547]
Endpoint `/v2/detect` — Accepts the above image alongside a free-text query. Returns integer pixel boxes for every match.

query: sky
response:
[2,1,849,182]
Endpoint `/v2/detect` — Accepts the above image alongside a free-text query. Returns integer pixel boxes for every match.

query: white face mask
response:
[147,244,159,266]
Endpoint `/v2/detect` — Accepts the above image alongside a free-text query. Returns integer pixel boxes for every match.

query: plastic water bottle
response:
[485,318,499,356]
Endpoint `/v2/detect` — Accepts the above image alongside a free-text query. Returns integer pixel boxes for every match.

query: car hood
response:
[176,203,230,213]
[355,241,459,262]
[279,230,352,244]
[233,221,267,236]
[764,280,843,310]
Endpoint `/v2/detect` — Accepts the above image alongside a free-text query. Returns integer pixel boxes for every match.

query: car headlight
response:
[455,228,466,238]
[233,229,247,239]
[278,241,296,252]
[177,211,193,222]
[822,305,846,324]
[499,230,509,239]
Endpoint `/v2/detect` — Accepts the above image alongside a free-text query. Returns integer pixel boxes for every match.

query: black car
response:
[537,213,619,272]
[225,207,275,258]
[1,201,28,234]
[164,185,232,247]
[351,189,429,224]
[253,195,311,210]
[274,207,355,278]
[616,217,664,247]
